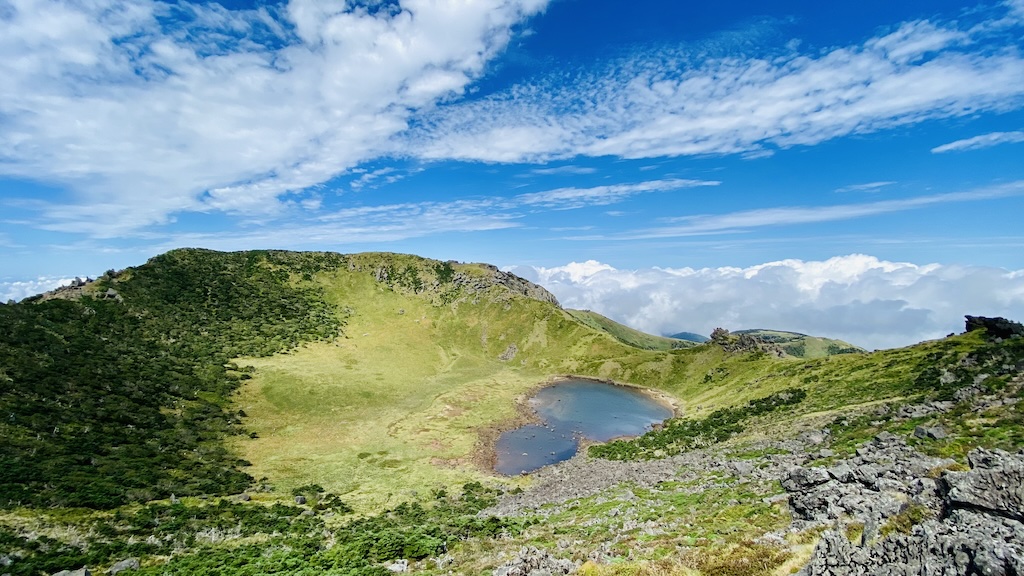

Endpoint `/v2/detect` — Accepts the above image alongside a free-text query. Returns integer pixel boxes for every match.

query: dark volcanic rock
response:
[796,448,1024,576]
[941,448,1024,522]
[965,315,1024,339]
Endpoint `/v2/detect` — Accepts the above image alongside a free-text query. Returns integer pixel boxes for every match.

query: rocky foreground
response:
[485,389,1023,576]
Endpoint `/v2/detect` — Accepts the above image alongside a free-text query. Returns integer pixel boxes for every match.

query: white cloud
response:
[151,177,705,251]
[515,179,718,210]
[836,181,896,193]
[511,255,1024,350]
[0,276,84,302]
[0,0,548,235]
[527,165,598,176]
[410,16,1024,163]
[607,181,1024,239]
[931,131,1024,153]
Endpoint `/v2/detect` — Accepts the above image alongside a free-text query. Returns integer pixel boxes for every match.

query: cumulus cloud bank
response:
[509,255,1024,350]
[0,277,83,303]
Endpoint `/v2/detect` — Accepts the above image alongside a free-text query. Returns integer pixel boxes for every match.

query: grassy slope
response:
[734,328,865,358]
[229,251,979,511]
[566,309,696,351]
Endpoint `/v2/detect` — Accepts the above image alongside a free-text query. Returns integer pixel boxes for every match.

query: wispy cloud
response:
[527,165,598,176]
[410,14,1024,163]
[931,131,1024,153]
[158,177,707,249]
[515,179,718,210]
[836,181,896,193]
[599,181,1024,239]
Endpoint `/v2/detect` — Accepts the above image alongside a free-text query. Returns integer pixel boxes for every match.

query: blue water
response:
[494,379,673,475]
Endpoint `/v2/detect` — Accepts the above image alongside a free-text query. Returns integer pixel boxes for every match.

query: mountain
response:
[668,331,710,343]
[734,328,866,358]
[1,248,1021,576]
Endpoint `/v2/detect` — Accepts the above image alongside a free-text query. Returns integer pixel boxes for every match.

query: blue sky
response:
[3,0,1024,346]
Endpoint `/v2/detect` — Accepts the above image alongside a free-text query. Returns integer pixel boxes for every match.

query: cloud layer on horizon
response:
[509,255,1024,350]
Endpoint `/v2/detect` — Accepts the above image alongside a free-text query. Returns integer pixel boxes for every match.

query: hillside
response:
[734,328,866,358]
[1,249,1021,576]
[566,309,697,351]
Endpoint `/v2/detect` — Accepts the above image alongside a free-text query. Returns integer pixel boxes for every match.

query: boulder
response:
[52,570,91,576]
[965,316,1024,339]
[941,449,1024,521]
[294,495,306,505]
[107,558,139,575]
[385,559,408,573]
[913,425,948,440]
[781,467,831,491]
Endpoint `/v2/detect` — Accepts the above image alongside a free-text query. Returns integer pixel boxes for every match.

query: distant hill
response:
[567,309,697,351]
[734,328,865,358]
[668,331,710,343]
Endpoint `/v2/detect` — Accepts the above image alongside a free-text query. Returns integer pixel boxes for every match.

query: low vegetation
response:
[589,389,807,460]
[0,249,1021,575]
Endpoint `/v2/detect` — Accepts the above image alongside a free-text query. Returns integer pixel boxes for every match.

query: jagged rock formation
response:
[795,447,1024,576]
[491,546,577,576]
[452,266,560,307]
[965,315,1024,340]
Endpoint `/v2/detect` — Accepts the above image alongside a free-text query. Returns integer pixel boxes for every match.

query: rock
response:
[491,546,576,576]
[731,461,754,476]
[499,343,518,362]
[797,446,1024,575]
[238,493,251,502]
[781,467,831,491]
[385,559,408,573]
[914,425,948,440]
[941,449,1024,521]
[294,495,306,505]
[107,558,139,575]
[965,316,1024,339]
[52,570,91,576]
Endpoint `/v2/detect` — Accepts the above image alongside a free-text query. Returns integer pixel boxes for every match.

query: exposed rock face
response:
[452,269,560,307]
[491,546,577,576]
[942,449,1024,522]
[796,448,1024,576]
[786,432,954,530]
[965,315,1024,339]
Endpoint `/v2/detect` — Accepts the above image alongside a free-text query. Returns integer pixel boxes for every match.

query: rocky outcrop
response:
[498,343,519,362]
[786,432,954,530]
[941,449,1024,522]
[796,448,1024,576]
[491,546,577,576]
[965,315,1024,340]
[451,269,560,307]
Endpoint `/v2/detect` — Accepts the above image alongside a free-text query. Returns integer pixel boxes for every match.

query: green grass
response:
[734,329,865,358]
[566,310,697,351]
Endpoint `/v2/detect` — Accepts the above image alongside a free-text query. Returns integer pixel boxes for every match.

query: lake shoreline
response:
[484,376,677,476]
